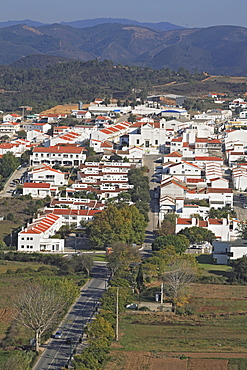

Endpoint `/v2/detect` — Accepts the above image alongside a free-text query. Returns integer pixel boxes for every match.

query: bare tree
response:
[162,258,196,313]
[15,283,68,352]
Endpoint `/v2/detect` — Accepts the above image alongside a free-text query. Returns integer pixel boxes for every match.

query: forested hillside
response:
[0,60,205,112]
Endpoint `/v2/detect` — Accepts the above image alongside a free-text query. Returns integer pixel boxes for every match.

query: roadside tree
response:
[107,242,141,276]
[15,279,79,352]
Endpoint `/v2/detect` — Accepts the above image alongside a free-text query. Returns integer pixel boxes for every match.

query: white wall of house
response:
[212,240,247,264]
[18,214,64,252]
[25,167,67,186]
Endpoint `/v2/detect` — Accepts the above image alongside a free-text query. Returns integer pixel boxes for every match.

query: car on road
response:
[243,204,247,209]
[52,330,62,339]
[65,337,73,345]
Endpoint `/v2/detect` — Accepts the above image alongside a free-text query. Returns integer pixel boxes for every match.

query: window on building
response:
[155,140,158,145]
[136,139,140,144]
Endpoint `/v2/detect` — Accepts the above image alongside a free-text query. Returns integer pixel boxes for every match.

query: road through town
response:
[32,262,108,370]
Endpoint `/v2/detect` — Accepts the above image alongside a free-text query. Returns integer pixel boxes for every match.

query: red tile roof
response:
[208,188,233,193]
[195,156,223,161]
[23,182,50,188]
[33,145,84,154]
[177,218,192,225]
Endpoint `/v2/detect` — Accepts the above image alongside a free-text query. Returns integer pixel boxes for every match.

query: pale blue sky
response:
[1,0,247,28]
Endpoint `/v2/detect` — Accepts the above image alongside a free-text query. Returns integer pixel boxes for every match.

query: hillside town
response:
[1,93,247,265]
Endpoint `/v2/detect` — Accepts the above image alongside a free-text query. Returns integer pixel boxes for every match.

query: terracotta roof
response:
[23,182,50,188]
[208,188,233,193]
[165,151,183,158]
[33,145,84,154]
[195,138,208,143]
[186,178,205,183]
[171,137,183,142]
[177,218,192,225]
[208,139,221,144]
[208,218,224,225]
[195,156,223,161]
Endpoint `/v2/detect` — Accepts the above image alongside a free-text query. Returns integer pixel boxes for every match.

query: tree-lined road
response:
[33,262,108,370]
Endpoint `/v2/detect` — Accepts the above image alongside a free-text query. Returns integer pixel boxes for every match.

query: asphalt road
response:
[233,192,247,221]
[142,154,161,250]
[33,262,109,370]
[0,166,27,197]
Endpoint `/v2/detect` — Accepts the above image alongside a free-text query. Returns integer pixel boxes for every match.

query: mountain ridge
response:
[0,22,247,76]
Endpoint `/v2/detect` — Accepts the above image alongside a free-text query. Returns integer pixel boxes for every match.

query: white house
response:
[23,183,59,198]
[176,217,230,241]
[46,208,102,227]
[24,165,68,186]
[232,165,247,191]
[71,110,92,120]
[161,161,202,181]
[23,122,51,133]
[18,213,64,253]
[212,239,247,264]
[30,145,86,166]
[3,113,22,123]
[0,121,21,135]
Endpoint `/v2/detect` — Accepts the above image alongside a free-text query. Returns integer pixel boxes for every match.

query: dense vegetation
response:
[0,60,205,112]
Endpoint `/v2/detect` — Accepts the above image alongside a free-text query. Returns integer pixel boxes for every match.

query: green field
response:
[119,313,247,353]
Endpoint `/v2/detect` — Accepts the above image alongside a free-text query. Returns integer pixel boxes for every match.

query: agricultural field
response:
[105,351,246,370]
[105,257,247,370]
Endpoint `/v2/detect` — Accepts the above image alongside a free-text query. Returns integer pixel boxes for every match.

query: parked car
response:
[52,330,62,339]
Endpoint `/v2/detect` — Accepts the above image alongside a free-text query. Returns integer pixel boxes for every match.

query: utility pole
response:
[116,287,119,341]
[160,282,164,305]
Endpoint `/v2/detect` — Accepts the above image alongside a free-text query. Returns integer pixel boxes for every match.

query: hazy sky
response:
[1,0,247,28]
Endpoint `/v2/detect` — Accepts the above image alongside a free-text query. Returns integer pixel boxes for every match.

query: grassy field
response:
[105,256,247,369]
[0,198,32,243]
[118,313,247,353]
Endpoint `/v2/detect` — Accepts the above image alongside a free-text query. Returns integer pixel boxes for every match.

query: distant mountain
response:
[60,18,183,31]
[0,18,183,32]
[143,25,247,76]
[0,19,45,28]
[1,22,247,76]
